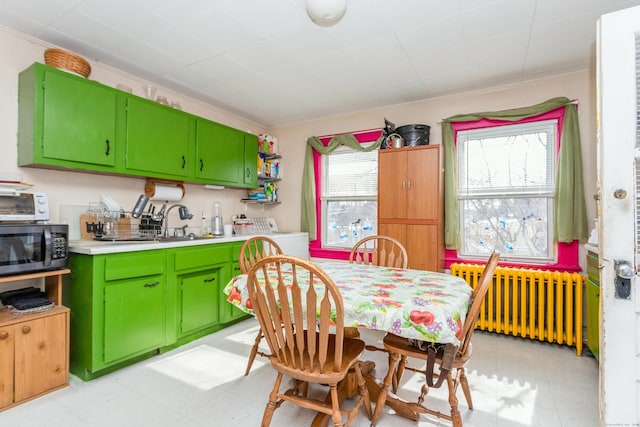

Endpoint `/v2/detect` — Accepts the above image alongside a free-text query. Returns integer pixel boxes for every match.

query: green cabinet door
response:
[19,63,117,167]
[586,279,600,361]
[195,120,243,183]
[125,97,191,178]
[180,269,220,334]
[243,133,259,188]
[104,274,165,363]
[219,242,250,324]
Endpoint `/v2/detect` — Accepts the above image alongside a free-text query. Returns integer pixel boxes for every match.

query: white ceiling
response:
[1,0,639,127]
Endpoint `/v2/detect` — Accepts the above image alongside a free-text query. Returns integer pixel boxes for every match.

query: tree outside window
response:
[457,120,556,262]
[322,145,378,248]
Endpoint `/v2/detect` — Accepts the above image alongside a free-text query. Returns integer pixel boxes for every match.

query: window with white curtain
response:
[321,145,378,248]
[457,120,557,261]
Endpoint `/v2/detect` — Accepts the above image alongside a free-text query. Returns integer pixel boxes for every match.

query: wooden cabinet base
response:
[0,270,70,412]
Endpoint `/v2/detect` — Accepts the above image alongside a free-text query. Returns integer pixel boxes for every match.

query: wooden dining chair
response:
[239,236,283,376]
[239,235,283,275]
[372,251,500,427]
[348,235,408,342]
[349,235,408,269]
[246,254,371,427]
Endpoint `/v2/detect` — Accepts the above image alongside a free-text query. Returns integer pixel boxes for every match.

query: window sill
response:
[309,247,351,261]
[444,241,581,273]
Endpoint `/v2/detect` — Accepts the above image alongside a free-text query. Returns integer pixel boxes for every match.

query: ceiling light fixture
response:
[305,0,347,27]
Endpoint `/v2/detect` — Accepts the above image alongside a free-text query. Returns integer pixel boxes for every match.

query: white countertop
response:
[584,243,599,254]
[68,232,309,255]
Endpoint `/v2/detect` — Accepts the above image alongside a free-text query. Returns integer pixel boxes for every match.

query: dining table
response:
[223,260,473,426]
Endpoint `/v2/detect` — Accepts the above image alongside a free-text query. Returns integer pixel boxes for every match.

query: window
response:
[321,145,378,249]
[457,120,557,262]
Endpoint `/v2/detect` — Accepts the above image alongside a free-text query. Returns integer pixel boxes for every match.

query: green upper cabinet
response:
[243,133,259,188]
[18,62,256,187]
[18,62,118,170]
[125,97,192,178]
[195,119,243,184]
[195,119,258,188]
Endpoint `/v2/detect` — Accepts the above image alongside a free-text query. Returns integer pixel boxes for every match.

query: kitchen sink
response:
[156,235,216,242]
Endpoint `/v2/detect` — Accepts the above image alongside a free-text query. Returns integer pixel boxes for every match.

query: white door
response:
[598,5,640,424]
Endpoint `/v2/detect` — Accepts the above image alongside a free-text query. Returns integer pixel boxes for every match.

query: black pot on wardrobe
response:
[395,124,430,146]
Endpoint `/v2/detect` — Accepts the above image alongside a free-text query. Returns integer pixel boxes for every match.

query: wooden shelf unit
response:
[0,269,70,412]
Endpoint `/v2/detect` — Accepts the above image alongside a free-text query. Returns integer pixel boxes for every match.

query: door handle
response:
[203,277,216,283]
[181,155,186,169]
[614,260,634,299]
[105,139,110,156]
[144,281,160,288]
[200,159,204,171]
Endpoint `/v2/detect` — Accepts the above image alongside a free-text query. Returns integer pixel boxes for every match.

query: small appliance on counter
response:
[212,201,224,236]
[0,188,69,276]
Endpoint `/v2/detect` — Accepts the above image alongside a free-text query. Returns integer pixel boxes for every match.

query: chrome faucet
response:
[163,204,193,238]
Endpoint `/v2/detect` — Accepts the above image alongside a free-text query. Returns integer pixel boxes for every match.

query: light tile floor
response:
[0,318,599,426]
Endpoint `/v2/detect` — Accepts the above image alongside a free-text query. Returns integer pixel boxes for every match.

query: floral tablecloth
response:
[223,260,472,346]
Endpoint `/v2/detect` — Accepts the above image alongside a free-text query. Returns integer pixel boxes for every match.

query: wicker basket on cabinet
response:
[44,48,91,78]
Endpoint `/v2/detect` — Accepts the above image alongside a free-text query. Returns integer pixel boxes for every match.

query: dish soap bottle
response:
[200,211,208,236]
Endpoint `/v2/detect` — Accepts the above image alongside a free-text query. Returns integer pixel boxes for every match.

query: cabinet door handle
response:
[246,167,251,178]
[203,277,216,283]
[402,180,406,190]
[181,155,186,169]
[144,281,160,288]
[105,139,110,156]
[21,325,31,335]
[407,179,411,190]
[200,159,204,171]
[0,331,8,340]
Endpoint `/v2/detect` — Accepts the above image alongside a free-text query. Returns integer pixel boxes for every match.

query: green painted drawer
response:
[104,251,165,281]
[171,244,231,271]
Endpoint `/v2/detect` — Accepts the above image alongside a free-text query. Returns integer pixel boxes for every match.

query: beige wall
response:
[271,69,597,271]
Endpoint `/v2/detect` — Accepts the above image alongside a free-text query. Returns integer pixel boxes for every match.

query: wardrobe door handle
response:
[105,139,111,156]
[21,325,31,335]
[0,331,9,340]
[181,155,186,169]
[200,159,204,171]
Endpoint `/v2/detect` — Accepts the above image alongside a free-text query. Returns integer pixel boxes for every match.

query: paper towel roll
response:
[147,184,183,201]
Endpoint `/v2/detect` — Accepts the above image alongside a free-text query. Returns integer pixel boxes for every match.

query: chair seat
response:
[271,334,365,384]
[382,333,472,369]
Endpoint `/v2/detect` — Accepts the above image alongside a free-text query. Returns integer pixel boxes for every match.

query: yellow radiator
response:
[450,263,584,356]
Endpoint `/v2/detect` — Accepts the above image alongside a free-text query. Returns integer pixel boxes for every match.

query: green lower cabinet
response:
[180,269,220,335]
[167,243,247,344]
[64,250,167,380]
[104,274,165,363]
[586,250,600,361]
[219,243,249,324]
[65,242,250,380]
[586,279,600,361]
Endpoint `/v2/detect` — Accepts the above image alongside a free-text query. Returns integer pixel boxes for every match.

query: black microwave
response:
[0,224,68,277]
